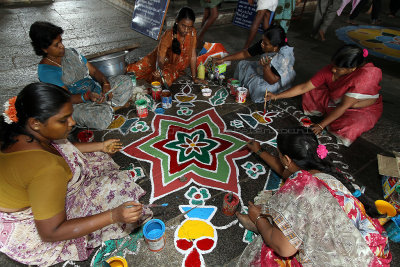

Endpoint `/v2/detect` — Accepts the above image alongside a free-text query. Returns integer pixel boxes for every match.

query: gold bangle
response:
[110,210,114,223]
[316,123,324,130]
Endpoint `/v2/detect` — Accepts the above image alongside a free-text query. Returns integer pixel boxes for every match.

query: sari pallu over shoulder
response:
[264,170,391,266]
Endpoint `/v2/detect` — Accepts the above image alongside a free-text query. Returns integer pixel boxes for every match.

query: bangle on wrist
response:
[84,91,90,102]
[110,210,114,224]
[316,123,324,130]
[256,148,263,155]
[81,93,87,103]
[255,215,267,228]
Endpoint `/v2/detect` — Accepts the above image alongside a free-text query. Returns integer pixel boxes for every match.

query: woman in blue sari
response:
[29,21,133,130]
[215,25,295,103]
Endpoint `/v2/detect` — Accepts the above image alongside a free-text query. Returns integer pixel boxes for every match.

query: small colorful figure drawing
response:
[175,186,218,267]
[241,161,266,179]
[238,111,279,129]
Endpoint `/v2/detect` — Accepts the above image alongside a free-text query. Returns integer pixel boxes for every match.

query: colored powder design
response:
[175,95,196,102]
[108,116,126,129]
[122,108,250,202]
[178,220,214,240]
[252,112,266,123]
[175,219,217,267]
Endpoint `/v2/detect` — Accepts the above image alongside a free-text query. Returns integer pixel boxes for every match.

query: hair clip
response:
[362,49,368,58]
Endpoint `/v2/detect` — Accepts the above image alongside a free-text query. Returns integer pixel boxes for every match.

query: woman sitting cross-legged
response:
[30,21,134,130]
[267,44,383,146]
[0,83,152,266]
[235,127,391,266]
[215,25,295,103]
[127,7,207,86]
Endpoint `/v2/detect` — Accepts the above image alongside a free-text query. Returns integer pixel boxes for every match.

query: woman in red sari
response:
[268,45,382,146]
[127,7,205,86]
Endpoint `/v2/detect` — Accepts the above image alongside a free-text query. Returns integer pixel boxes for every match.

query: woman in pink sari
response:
[236,127,391,266]
[268,45,382,146]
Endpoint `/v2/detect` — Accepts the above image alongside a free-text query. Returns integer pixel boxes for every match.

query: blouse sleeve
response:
[247,40,263,57]
[38,65,65,88]
[28,164,69,220]
[310,65,332,88]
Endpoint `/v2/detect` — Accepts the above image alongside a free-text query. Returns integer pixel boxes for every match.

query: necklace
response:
[46,57,62,67]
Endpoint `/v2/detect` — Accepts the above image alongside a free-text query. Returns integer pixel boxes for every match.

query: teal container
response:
[386,217,400,242]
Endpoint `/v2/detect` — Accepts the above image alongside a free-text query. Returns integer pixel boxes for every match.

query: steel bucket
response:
[89,50,128,77]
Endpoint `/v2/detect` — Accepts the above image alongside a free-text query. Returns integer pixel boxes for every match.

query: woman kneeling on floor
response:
[236,127,391,266]
[215,24,296,103]
[0,83,152,266]
[267,44,383,146]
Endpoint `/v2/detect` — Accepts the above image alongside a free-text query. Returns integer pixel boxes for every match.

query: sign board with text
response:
[131,0,170,40]
[232,0,263,32]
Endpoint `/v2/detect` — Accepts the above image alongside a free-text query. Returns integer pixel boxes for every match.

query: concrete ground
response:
[0,0,399,266]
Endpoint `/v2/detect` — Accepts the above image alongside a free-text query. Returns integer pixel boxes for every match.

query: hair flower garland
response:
[3,96,18,124]
[316,144,328,159]
[362,48,368,58]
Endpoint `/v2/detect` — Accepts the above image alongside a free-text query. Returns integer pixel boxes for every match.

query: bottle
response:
[197,63,205,80]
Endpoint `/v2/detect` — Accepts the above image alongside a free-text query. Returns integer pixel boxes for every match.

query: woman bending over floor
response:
[127,7,206,86]
[0,83,152,266]
[30,21,134,130]
[236,127,391,266]
[215,25,295,103]
[267,44,382,146]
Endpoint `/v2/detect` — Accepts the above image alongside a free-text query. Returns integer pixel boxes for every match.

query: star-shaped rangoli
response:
[122,108,251,202]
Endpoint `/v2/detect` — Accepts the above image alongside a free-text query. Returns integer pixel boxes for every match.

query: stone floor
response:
[0,0,399,266]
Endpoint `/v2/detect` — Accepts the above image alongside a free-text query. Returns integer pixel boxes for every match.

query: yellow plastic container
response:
[106,256,128,267]
[197,63,205,80]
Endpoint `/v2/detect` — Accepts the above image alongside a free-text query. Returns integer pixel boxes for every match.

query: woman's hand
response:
[247,140,261,153]
[212,57,224,66]
[247,201,262,222]
[193,77,208,85]
[259,56,272,67]
[112,202,143,224]
[88,91,105,103]
[248,0,255,5]
[265,91,278,101]
[102,83,112,101]
[102,139,123,154]
[311,123,324,136]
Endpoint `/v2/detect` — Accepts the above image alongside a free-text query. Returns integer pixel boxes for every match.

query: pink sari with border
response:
[302,63,383,146]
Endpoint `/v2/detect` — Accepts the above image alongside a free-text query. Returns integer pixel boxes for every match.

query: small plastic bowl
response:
[106,256,128,267]
[201,88,212,97]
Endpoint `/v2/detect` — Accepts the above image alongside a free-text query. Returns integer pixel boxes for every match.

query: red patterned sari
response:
[302,63,383,146]
[126,28,196,86]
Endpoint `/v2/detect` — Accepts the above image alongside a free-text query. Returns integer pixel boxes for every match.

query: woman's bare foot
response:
[318,30,326,42]
[236,212,258,233]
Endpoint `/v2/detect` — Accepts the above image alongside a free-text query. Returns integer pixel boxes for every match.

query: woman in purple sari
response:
[0,83,152,266]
